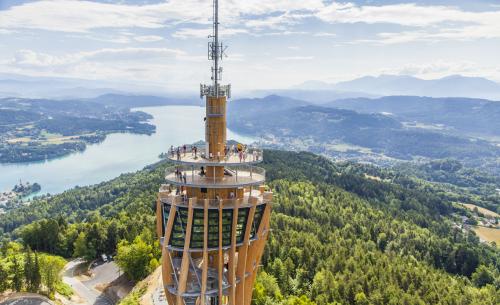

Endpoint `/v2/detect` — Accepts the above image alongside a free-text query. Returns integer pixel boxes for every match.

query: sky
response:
[1,0,500,93]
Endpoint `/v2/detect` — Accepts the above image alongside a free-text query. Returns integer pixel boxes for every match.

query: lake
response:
[0,106,255,195]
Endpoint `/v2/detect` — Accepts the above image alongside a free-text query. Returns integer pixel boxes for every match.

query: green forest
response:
[0,151,498,304]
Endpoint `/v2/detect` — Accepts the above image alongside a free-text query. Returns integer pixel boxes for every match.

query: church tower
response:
[156,1,273,304]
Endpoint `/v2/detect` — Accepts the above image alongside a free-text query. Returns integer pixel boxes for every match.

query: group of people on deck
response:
[169,145,199,161]
[168,143,261,163]
[174,167,187,184]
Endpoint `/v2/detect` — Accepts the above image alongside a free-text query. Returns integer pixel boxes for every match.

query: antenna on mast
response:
[201,0,231,99]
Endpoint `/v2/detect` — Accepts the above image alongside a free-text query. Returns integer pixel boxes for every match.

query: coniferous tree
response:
[12,256,23,291]
[24,247,34,291]
[0,262,8,292]
[33,252,42,292]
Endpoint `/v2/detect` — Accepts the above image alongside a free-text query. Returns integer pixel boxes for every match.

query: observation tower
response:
[155,1,273,304]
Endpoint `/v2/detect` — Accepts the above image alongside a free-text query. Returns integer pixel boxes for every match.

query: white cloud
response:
[314,32,337,37]
[2,1,500,44]
[276,56,314,61]
[317,2,500,43]
[258,31,309,37]
[378,60,500,80]
[1,47,203,88]
[0,0,324,33]
[134,35,164,42]
[245,11,312,30]
[317,3,462,27]
[8,47,186,68]
[172,27,248,39]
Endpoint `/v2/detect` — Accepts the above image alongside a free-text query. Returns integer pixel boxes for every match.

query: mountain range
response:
[292,75,500,101]
[227,95,500,171]
[3,73,500,102]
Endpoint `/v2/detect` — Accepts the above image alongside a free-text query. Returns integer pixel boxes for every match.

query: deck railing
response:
[167,145,263,164]
[164,165,266,187]
[159,192,272,209]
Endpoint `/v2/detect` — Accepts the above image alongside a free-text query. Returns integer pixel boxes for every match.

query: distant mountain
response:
[292,80,337,90]
[327,96,500,136]
[0,73,176,99]
[88,94,200,108]
[246,89,377,104]
[294,75,500,100]
[227,95,500,161]
[228,95,310,120]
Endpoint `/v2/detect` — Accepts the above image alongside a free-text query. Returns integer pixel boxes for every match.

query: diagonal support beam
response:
[176,198,195,304]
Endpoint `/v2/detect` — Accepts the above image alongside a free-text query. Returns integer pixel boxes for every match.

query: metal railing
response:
[167,144,263,164]
[159,192,272,209]
[164,165,266,187]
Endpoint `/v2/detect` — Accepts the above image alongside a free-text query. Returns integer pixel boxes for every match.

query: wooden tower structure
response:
[156,1,272,304]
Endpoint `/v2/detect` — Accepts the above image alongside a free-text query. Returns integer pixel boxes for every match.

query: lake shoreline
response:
[0,105,256,195]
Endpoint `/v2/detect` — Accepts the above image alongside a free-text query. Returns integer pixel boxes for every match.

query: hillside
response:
[228,97,500,165]
[0,150,498,304]
[0,97,155,163]
[327,96,500,137]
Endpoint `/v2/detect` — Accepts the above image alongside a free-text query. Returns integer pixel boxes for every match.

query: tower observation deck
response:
[156,1,272,305]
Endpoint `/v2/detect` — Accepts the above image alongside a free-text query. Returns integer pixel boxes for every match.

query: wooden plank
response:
[161,204,177,305]
[243,203,272,305]
[207,96,227,158]
[176,198,195,305]
[201,199,209,305]
[228,199,240,305]
[235,197,257,303]
[156,196,162,239]
[218,200,224,305]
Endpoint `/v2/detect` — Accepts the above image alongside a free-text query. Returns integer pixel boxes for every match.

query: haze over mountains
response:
[3,73,500,102]
[292,75,500,101]
[0,73,187,99]
[227,94,500,175]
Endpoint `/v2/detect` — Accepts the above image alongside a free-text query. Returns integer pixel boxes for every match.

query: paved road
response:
[84,261,120,290]
[62,260,115,305]
[0,297,51,305]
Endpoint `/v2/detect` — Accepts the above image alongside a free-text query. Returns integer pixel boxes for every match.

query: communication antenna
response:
[200,0,231,99]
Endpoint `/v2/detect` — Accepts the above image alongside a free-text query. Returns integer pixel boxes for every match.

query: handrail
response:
[159,193,271,209]
[166,144,263,164]
[164,165,266,188]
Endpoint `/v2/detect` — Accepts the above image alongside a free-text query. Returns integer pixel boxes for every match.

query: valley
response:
[228,95,500,175]
[0,105,253,195]
[1,86,500,305]
[0,150,498,304]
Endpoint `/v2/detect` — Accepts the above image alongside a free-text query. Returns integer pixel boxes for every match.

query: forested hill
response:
[0,151,498,304]
[327,96,500,137]
[227,96,500,165]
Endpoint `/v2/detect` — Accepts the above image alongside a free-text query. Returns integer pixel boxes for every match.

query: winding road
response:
[62,259,118,305]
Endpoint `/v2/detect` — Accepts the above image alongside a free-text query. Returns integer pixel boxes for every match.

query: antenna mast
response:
[200,0,231,98]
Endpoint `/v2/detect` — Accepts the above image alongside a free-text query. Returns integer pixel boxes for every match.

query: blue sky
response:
[1,0,500,92]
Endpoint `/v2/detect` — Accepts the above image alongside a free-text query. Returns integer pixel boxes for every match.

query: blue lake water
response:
[0,106,255,195]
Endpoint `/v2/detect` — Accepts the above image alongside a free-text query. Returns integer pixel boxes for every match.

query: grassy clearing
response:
[364,174,382,181]
[473,226,500,244]
[461,203,500,218]
[327,143,372,153]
